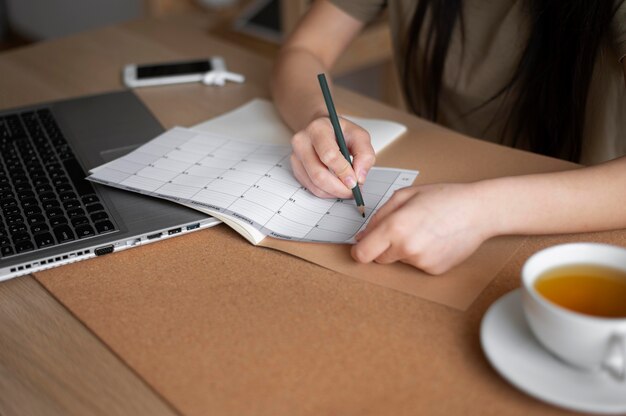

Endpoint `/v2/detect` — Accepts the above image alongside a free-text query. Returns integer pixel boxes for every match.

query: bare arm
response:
[271,1,376,199]
[352,60,626,274]
[271,0,363,131]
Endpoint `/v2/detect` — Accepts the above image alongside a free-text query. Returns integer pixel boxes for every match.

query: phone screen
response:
[136,60,212,79]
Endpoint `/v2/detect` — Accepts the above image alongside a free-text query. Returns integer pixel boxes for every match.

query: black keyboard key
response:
[0,190,13,199]
[66,208,84,218]
[15,240,34,253]
[6,214,24,226]
[51,177,68,187]
[17,190,35,200]
[13,175,29,185]
[28,167,46,177]
[24,205,42,216]
[14,182,33,193]
[8,166,25,176]
[39,192,57,202]
[9,223,28,234]
[32,177,50,187]
[30,222,49,234]
[27,214,45,225]
[49,170,64,179]
[46,163,62,172]
[34,232,55,248]
[62,158,94,196]
[56,183,73,194]
[35,184,53,194]
[71,216,89,227]
[0,236,10,246]
[90,211,108,222]
[21,198,39,208]
[2,205,20,216]
[11,231,30,242]
[86,203,104,213]
[75,225,95,239]
[46,207,64,219]
[82,194,99,205]
[0,198,17,208]
[63,199,81,210]
[1,245,14,257]
[49,216,67,227]
[42,199,60,210]
[59,191,76,202]
[53,224,75,242]
[95,220,115,234]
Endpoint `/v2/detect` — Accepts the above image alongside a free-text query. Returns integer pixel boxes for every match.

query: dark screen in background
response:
[136,60,212,79]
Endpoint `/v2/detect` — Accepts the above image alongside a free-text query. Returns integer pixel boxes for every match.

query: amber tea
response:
[534,264,626,318]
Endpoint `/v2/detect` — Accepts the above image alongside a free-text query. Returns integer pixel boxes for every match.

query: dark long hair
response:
[402,0,616,162]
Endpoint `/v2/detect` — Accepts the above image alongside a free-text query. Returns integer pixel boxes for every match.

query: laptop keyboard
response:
[0,108,116,258]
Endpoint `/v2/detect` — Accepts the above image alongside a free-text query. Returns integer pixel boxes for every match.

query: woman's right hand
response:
[290,116,376,199]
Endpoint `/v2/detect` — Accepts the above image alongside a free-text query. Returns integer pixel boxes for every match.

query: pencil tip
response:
[358,206,365,217]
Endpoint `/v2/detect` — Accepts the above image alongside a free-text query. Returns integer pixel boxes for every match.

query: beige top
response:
[331,0,626,164]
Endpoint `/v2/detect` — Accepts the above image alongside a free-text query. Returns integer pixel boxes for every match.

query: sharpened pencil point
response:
[358,206,365,217]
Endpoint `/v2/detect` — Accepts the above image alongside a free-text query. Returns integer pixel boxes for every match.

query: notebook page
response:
[191,98,407,152]
[88,127,418,244]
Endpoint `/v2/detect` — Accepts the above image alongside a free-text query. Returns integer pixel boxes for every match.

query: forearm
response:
[481,156,626,236]
[270,48,330,132]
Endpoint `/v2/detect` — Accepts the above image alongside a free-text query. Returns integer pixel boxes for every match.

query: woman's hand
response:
[351,183,496,275]
[290,116,375,199]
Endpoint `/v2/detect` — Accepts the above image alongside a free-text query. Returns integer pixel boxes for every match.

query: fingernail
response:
[344,176,356,189]
[358,170,367,184]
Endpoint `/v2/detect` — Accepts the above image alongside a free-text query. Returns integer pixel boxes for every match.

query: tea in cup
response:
[521,243,626,380]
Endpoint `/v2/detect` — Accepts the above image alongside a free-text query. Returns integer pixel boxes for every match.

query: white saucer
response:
[480,290,626,414]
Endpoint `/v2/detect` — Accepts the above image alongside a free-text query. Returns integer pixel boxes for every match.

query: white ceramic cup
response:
[521,243,626,381]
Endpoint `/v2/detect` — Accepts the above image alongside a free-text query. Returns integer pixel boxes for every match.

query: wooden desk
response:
[1,13,624,416]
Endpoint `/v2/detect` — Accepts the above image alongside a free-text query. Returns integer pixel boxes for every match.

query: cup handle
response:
[602,334,625,381]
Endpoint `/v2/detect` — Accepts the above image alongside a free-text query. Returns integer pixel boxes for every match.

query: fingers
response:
[290,117,374,199]
[291,132,353,198]
[309,120,358,190]
[356,187,418,241]
[345,128,375,184]
[290,154,335,198]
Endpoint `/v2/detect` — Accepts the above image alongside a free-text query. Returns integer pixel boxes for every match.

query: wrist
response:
[308,107,329,125]
[470,178,513,239]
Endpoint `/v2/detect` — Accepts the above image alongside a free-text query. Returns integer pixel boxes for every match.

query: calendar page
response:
[88,127,418,244]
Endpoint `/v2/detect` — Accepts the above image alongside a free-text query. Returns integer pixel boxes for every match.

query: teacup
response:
[521,243,626,381]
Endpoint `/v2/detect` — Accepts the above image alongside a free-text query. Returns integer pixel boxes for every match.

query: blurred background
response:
[0,0,404,108]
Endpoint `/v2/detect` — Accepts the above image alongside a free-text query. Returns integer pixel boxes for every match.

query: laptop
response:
[0,90,220,281]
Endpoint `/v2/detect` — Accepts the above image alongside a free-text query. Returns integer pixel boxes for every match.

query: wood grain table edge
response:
[0,275,181,416]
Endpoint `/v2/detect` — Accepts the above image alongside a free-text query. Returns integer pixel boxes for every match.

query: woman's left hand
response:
[351,183,496,275]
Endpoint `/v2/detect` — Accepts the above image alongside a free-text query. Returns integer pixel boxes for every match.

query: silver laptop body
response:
[0,90,219,281]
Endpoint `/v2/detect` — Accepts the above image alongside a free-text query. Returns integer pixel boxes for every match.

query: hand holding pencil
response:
[317,73,366,216]
[288,74,376,212]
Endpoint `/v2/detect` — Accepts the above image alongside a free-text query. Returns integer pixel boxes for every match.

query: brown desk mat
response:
[261,114,576,310]
[33,227,626,416]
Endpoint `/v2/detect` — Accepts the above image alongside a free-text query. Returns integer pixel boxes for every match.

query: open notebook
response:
[89,99,412,245]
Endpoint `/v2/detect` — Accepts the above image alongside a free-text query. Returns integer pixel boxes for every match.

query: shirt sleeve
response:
[329,0,387,23]
[611,0,626,61]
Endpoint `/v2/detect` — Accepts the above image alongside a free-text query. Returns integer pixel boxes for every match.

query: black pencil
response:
[317,73,366,217]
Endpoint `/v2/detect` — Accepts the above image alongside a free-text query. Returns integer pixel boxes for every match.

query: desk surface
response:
[1,14,625,416]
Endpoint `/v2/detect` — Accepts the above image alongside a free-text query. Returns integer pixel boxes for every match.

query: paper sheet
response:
[88,127,418,244]
[191,98,407,150]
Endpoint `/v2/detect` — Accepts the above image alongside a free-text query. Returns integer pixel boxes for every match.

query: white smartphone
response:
[123,57,226,88]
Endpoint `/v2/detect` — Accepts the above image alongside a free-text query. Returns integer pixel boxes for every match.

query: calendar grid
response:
[88,127,418,244]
